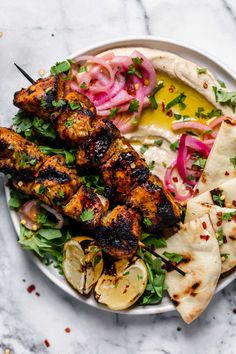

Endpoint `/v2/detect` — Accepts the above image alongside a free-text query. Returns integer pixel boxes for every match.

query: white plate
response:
[5,36,236,315]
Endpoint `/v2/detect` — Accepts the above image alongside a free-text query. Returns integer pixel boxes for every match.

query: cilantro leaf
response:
[69,101,83,110]
[163,251,183,264]
[230,156,236,168]
[148,161,155,170]
[52,99,66,108]
[80,174,106,196]
[170,140,179,152]
[80,209,94,222]
[64,119,75,128]
[132,57,143,66]
[213,86,236,112]
[126,65,142,79]
[154,139,163,147]
[50,60,71,75]
[217,227,224,246]
[140,144,149,154]
[192,157,207,170]
[109,107,119,118]
[143,217,152,227]
[128,99,139,113]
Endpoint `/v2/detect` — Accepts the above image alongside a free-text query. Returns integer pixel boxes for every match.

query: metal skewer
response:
[14,63,186,277]
[14,63,36,84]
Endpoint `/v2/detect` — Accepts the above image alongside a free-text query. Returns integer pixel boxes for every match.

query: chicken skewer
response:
[0,126,185,275]
[13,68,181,233]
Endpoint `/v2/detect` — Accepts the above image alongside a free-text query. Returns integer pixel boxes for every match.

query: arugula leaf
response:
[50,60,71,75]
[170,140,179,152]
[163,251,183,264]
[165,92,186,111]
[197,67,207,74]
[230,156,236,168]
[80,209,94,222]
[213,86,236,112]
[148,81,164,110]
[128,99,139,113]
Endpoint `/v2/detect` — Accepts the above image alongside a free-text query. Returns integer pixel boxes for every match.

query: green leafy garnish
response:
[165,92,186,111]
[8,189,29,209]
[140,144,149,154]
[128,99,139,113]
[123,271,130,276]
[80,209,94,222]
[217,227,224,246]
[207,109,222,118]
[154,139,163,147]
[163,251,183,264]
[92,254,101,268]
[50,60,71,75]
[230,156,236,168]
[51,99,66,108]
[69,101,83,110]
[148,81,164,110]
[143,217,152,227]
[192,157,207,170]
[197,67,207,74]
[40,99,47,108]
[141,233,167,249]
[221,211,236,221]
[64,119,75,128]
[218,80,226,88]
[195,107,206,118]
[109,107,119,118]
[213,86,236,112]
[126,65,142,79]
[78,65,88,73]
[80,174,106,196]
[80,82,87,89]
[170,139,179,152]
[221,253,229,260]
[132,57,143,66]
[212,193,223,207]
[148,161,155,170]
[39,146,76,167]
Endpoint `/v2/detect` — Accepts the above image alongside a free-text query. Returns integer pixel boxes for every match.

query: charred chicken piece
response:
[76,119,121,169]
[0,127,47,180]
[54,106,96,145]
[64,185,108,229]
[32,155,81,209]
[127,174,181,232]
[13,75,65,120]
[63,91,96,114]
[95,205,141,259]
[101,146,150,204]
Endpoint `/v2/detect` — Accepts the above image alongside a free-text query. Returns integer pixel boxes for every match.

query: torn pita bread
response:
[197,120,236,194]
[185,177,236,223]
[159,215,221,324]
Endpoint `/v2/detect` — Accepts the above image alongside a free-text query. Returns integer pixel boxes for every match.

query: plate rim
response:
[5,36,236,315]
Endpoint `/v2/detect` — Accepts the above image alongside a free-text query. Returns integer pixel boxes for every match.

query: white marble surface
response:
[0,0,236,353]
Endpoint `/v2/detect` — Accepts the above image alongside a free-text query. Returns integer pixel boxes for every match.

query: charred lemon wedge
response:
[94,257,148,310]
[63,236,103,295]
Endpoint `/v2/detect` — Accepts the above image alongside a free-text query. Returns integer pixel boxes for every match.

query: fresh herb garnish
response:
[50,60,71,75]
[132,57,143,66]
[143,217,152,227]
[163,251,184,264]
[128,99,139,113]
[69,101,83,111]
[80,82,87,89]
[37,185,47,195]
[218,80,226,88]
[78,65,88,73]
[140,144,149,154]
[212,194,223,207]
[170,140,179,152]
[195,107,206,118]
[154,139,163,147]
[192,157,207,170]
[197,67,207,74]
[52,99,66,108]
[141,233,167,249]
[148,161,155,170]
[221,211,236,221]
[8,189,29,209]
[221,253,229,260]
[148,81,164,110]
[39,146,76,167]
[92,254,101,268]
[80,209,94,222]
[126,65,142,79]
[109,107,119,118]
[64,119,75,128]
[217,227,224,246]
[207,109,223,118]
[230,156,236,168]
[80,174,106,196]
[213,86,236,112]
[165,92,186,111]
[40,99,47,109]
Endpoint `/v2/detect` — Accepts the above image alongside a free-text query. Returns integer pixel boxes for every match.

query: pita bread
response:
[185,177,236,223]
[197,120,236,194]
[159,215,221,324]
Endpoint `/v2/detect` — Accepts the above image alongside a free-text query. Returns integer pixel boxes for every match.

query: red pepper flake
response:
[35,292,40,297]
[225,171,229,176]
[233,308,236,314]
[232,200,236,207]
[44,339,50,348]
[27,284,36,293]
[200,235,210,241]
[216,212,222,218]
[161,101,165,112]
[203,82,208,89]
[202,221,207,229]
[223,236,227,243]
[172,177,178,183]
[166,109,173,117]
[65,327,71,333]
[216,221,222,227]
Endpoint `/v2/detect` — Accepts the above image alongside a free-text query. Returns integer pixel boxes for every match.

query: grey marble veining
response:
[0,0,236,353]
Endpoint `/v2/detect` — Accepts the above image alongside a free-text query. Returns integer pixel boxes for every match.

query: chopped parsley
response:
[50,60,71,75]
[165,92,186,111]
[58,190,65,199]
[128,99,139,113]
[195,107,206,119]
[197,67,207,74]
[80,209,94,222]
[221,253,229,260]
[140,144,149,154]
[163,251,184,264]
[80,174,106,196]
[109,107,119,118]
[154,139,163,147]
[230,156,236,169]
[170,140,179,152]
[123,271,130,276]
[148,81,164,110]
[19,153,36,167]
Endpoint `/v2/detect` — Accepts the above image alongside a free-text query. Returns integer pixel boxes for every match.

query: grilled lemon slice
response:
[94,257,148,310]
[63,236,103,295]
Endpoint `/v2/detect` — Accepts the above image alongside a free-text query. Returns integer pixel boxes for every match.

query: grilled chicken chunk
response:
[127,175,181,231]
[101,146,150,204]
[32,155,80,209]
[95,205,141,259]
[0,127,46,180]
[14,75,65,120]
[64,185,108,229]
[76,119,121,169]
